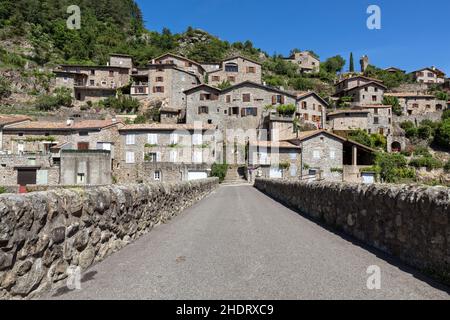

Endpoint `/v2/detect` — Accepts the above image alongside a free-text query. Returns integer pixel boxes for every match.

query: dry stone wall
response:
[254,179,450,284]
[0,178,218,299]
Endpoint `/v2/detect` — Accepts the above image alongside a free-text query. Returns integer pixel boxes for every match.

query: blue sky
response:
[136,0,450,75]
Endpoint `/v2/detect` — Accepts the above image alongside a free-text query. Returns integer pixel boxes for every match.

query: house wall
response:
[349,85,385,105]
[363,106,393,136]
[296,95,326,128]
[414,70,445,84]
[397,97,446,115]
[109,56,133,70]
[335,77,372,94]
[0,155,58,185]
[207,57,262,86]
[154,55,204,79]
[60,150,112,185]
[288,52,320,73]
[186,84,296,131]
[300,134,344,182]
[60,66,129,89]
[327,113,369,131]
[248,147,302,181]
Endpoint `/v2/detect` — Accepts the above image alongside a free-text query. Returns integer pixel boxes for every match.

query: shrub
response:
[442,109,450,121]
[211,163,228,182]
[34,87,73,111]
[409,157,443,170]
[276,104,296,116]
[412,146,431,157]
[348,129,372,148]
[417,125,433,141]
[101,95,140,113]
[0,186,7,194]
[400,121,415,130]
[134,115,147,124]
[370,133,387,150]
[445,160,450,173]
[374,152,408,183]
[383,96,402,116]
[435,91,449,101]
[0,76,12,99]
[434,119,450,150]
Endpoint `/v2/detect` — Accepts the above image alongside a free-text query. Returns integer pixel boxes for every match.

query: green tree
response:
[434,119,450,150]
[348,129,372,147]
[383,96,402,116]
[349,52,354,72]
[322,55,346,74]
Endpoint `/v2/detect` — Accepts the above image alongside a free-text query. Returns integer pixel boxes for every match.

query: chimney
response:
[111,117,117,123]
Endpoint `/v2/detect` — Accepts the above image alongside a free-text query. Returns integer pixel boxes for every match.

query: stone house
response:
[130,68,150,98]
[296,92,328,129]
[0,115,31,153]
[327,105,393,136]
[285,51,320,74]
[384,92,446,115]
[334,75,384,96]
[116,123,217,184]
[248,130,375,183]
[385,67,406,74]
[335,78,387,107]
[207,56,262,86]
[148,63,201,121]
[151,53,206,80]
[411,67,445,84]
[0,119,123,186]
[185,81,297,131]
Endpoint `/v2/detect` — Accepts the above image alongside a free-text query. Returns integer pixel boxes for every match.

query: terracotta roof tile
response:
[120,123,217,131]
[7,119,121,131]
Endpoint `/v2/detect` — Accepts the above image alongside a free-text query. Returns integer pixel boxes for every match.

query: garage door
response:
[270,167,283,179]
[188,171,208,181]
[17,169,37,186]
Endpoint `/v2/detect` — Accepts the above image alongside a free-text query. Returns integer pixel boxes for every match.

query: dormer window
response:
[225,63,238,73]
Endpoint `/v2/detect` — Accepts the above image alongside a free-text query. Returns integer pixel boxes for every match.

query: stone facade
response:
[152,53,205,80]
[0,179,218,299]
[335,76,383,95]
[207,56,262,86]
[385,93,446,116]
[254,179,450,286]
[285,51,320,73]
[185,82,297,131]
[412,67,445,84]
[345,82,386,106]
[296,92,328,128]
[116,124,217,184]
[148,64,200,117]
[327,110,370,132]
[60,150,112,185]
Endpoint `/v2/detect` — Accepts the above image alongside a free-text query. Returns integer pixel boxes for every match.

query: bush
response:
[409,157,443,170]
[434,119,450,150]
[370,133,387,150]
[211,163,228,183]
[276,104,296,116]
[412,146,431,157]
[134,115,147,124]
[0,186,7,194]
[400,121,415,130]
[374,152,408,183]
[0,76,12,99]
[445,160,450,173]
[101,95,140,113]
[348,129,372,148]
[34,87,73,111]
[442,109,450,121]
[435,91,449,101]
[383,96,402,116]
[417,125,433,141]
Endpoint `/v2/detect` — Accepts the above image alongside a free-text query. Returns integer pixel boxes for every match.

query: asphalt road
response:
[46,185,450,300]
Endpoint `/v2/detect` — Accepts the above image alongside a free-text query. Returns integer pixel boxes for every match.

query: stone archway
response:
[391,141,402,153]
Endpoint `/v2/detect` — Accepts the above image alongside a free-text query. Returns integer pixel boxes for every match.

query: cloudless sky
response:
[136,0,450,75]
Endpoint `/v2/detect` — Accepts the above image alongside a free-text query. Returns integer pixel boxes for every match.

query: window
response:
[374,108,378,114]
[372,95,377,102]
[226,95,231,103]
[90,70,95,75]
[156,76,164,82]
[126,134,135,145]
[225,63,238,72]
[247,66,256,73]
[330,150,336,159]
[147,134,158,145]
[101,81,107,86]
[301,101,307,110]
[170,150,178,163]
[76,173,85,184]
[243,94,251,102]
[154,171,161,181]
[200,93,218,101]
[365,87,368,92]
[126,152,135,164]
[147,153,157,163]
[212,76,220,82]
[227,76,236,82]
[170,133,178,144]
[192,133,203,146]
[90,80,95,86]
[193,151,203,163]
[109,70,114,77]
[63,77,68,83]
[374,117,379,124]
[303,114,309,121]
[97,142,112,151]
[198,106,209,114]
[157,68,164,72]
[153,86,164,93]
[313,150,320,159]
[241,107,258,117]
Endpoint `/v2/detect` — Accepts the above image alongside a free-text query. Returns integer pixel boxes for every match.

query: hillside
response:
[0,0,341,109]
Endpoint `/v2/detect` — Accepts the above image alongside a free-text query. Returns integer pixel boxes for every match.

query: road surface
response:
[46,185,450,300]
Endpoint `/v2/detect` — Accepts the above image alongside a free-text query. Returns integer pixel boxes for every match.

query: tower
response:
[360,55,369,73]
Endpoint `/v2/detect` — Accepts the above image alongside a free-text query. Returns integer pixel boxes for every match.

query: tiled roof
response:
[328,110,370,116]
[0,115,31,127]
[249,140,301,149]
[384,92,435,98]
[120,123,217,132]
[7,119,122,131]
[335,75,384,86]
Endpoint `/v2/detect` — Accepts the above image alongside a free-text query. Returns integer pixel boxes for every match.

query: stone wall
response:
[0,178,218,299]
[254,179,450,284]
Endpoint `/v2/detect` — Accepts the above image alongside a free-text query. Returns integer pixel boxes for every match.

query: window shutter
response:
[156,152,161,162]
[272,96,276,105]
[241,108,246,117]
[281,96,285,104]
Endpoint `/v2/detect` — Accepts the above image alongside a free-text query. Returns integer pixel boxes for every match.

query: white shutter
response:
[313,150,321,159]
[193,150,202,163]
[148,134,158,145]
[126,134,135,145]
[170,133,178,144]
[330,150,336,159]
[126,151,135,163]
[170,150,177,163]
[156,152,162,162]
[192,133,202,146]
